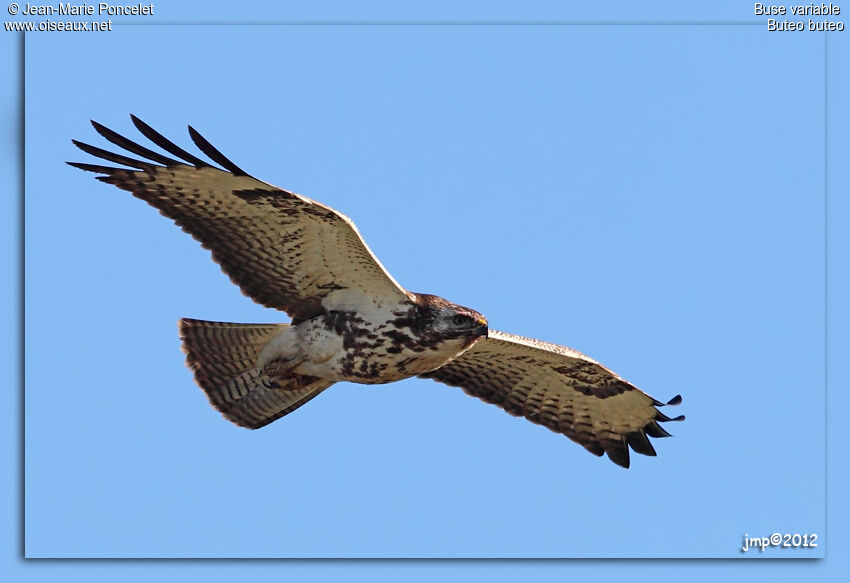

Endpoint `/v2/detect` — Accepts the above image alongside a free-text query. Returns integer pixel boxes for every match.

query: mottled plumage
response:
[70,116,684,468]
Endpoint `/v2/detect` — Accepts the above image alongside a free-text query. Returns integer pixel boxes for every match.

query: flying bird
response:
[69,116,684,468]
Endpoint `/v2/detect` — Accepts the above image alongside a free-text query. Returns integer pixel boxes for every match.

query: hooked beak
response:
[476,317,489,338]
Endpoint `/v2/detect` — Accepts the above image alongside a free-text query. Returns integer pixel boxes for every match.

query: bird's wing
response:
[69,116,411,320]
[420,330,684,468]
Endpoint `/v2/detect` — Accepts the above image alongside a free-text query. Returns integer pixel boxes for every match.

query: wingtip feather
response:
[606,445,630,469]
[187,124,249,176]
[128,114,211,168]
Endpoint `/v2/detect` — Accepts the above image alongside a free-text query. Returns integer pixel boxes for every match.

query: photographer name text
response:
[18,2,153,16]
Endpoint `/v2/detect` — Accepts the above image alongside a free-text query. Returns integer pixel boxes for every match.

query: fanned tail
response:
[178,318,332,429]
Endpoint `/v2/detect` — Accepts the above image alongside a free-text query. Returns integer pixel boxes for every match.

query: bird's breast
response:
[292,307,470,384]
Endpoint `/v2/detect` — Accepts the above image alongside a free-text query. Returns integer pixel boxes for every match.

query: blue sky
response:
[4,0,849,580]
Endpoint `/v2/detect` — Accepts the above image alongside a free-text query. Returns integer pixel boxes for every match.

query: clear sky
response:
[4,0,849,581]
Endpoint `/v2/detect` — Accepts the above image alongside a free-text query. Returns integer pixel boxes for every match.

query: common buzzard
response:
[69,116,684,468]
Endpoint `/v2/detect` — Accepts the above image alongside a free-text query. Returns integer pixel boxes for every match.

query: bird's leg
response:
[256,326,302,378]
[262,357,305,382]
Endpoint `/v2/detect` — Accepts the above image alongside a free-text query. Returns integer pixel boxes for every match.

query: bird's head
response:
[413,293,488,349]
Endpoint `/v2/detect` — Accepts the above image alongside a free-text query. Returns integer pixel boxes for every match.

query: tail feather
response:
[178,318,332,429]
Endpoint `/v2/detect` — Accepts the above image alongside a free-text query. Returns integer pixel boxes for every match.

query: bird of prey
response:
[69,116,684,468]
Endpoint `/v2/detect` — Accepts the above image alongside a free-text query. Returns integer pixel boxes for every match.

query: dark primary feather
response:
[187,124,249,176]
[129,114,212,169]
[71,139,153,170]
[69,116,410,320]
[91,119,181,167]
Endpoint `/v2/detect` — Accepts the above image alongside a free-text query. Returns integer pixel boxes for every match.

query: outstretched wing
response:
[68,115,411,320]
[420,330,684,468]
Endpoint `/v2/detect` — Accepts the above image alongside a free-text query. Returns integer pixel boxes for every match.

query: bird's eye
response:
[452,314,471,326]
